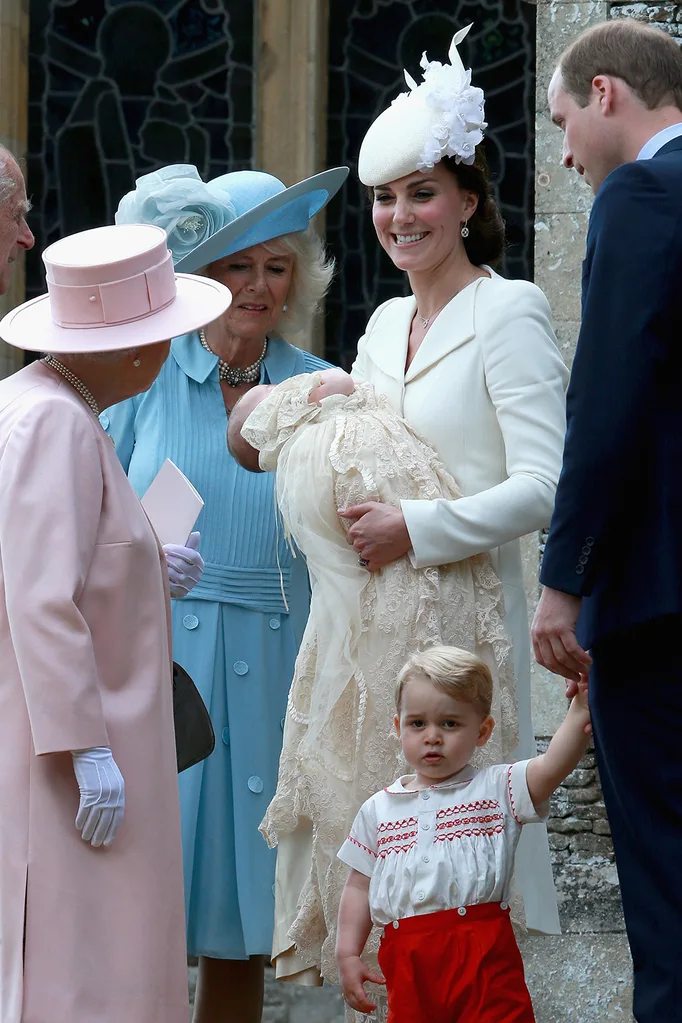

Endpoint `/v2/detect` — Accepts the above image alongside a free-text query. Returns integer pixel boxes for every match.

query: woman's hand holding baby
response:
[340,501,412,571]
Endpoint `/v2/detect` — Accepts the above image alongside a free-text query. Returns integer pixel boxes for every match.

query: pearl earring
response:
[133,358,141,367]
[461,222,470,239]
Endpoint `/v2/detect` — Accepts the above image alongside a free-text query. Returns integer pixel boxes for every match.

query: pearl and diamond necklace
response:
[199,328,267,386]
[42,355,101,417]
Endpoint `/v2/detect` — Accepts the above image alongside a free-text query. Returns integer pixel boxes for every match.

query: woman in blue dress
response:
[106,164,348,1023]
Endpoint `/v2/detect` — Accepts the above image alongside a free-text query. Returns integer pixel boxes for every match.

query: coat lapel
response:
[404,275,485,383]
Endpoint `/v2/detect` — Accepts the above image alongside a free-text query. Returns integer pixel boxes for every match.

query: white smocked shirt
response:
[338,762,546,926]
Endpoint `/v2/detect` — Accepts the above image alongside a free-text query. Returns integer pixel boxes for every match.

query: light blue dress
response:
[103,331,328,959]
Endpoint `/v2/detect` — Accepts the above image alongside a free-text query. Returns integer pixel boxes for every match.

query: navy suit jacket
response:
[540,137,682,647]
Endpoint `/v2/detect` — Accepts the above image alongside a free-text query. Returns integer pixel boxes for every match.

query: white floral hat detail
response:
[358,25,486,186]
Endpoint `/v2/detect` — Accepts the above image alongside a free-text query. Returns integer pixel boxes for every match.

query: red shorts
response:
[378,902,535,1023]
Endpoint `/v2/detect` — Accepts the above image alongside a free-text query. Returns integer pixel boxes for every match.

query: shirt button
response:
[233,660,249,675]
[501,902,509,911]
[421,791,430,801]
[98,413,109,430]
[417,892,425,902]
[392,920,399,929]
[221,727,230,746]
[269,617,281,630]
[247,775,264,794]
[183,614,199,630]
[421,821,430,831]
[422,854,430,864]
[457,907,467,917]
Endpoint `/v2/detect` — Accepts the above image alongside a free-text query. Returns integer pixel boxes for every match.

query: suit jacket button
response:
[575,565,585,575]
[578,555,588,565]
[586,537,595,545]
[581,546,591,556]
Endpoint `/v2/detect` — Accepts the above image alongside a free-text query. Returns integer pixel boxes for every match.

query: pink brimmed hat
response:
[0,223,231,353]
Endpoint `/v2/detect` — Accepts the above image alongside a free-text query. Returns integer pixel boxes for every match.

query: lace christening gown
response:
[242,373,519,1019]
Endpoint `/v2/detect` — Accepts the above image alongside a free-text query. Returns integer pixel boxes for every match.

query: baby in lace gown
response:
[229,369,518,1017]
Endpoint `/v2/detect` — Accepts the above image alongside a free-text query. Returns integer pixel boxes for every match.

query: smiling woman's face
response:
[206,242,294,342]
[371,162,477,274]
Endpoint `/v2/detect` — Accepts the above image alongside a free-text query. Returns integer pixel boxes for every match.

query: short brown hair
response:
[559,20,682,111]
[440,146,506,267]
[395,646,493,717]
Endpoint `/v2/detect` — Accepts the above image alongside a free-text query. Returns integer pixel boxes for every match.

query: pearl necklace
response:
[417,271,481,329]
[199,328,267,386]
[43,355,101,416]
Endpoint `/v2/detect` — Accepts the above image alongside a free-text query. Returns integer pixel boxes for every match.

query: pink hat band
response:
[44,228,177,329]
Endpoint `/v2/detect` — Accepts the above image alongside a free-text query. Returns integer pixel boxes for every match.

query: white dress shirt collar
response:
[638,122,682,160]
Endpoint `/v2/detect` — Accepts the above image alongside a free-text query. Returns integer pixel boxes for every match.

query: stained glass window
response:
[324,0,536,368]
[26,0,254,304]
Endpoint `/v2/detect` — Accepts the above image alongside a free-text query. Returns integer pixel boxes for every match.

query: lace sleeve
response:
[240,372,324,471]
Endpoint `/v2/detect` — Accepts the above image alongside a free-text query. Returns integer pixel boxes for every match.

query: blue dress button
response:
[183,614,199,630]
[269,618,281,630]
[233,660,249,676]
[247,775,264,794]
[99,413,109,430]
[221,727,230,746]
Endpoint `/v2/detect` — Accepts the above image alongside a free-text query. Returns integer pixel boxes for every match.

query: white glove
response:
[71,746,125,848]
[163,531,204,599]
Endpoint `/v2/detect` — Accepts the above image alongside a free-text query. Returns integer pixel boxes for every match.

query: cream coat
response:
[351,271,569,933]
[0,362,188,1023]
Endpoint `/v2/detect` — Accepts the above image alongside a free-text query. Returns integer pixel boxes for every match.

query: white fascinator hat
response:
[358,24,487,187]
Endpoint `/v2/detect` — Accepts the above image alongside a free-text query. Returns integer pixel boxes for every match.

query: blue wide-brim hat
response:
[115,165,348,274]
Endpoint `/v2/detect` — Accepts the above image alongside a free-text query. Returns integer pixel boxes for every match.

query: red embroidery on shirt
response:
[378,830,419,848]
[377,818,418,833]
[435,825,505,842]
[507,766,522,824]
[436,800,500,819]
[348,835,377,858]
[436,813,505,832]
[378,842,417,858]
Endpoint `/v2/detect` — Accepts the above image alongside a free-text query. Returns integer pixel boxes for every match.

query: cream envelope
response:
[141,458,204,547]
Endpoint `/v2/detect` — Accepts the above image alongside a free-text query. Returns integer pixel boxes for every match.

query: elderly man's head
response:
[0,147,34,295]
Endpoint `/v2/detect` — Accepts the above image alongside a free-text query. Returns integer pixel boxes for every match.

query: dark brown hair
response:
[440,146,506,267]
[560,20,682,111]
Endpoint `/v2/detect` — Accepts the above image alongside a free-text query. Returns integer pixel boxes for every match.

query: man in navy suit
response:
[532,19,682,1021]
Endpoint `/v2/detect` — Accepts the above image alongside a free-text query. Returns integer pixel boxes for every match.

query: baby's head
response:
[227,384,275,472]
[394,646,495,784]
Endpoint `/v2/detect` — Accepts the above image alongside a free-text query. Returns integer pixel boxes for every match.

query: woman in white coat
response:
[345,29,568,938]
[269,29,568,1009]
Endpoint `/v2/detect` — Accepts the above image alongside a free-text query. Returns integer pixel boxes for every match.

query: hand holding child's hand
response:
[338,955,385,1014]
[308,368,355,404]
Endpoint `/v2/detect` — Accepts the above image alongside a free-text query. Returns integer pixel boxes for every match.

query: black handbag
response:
[172,661,215,773]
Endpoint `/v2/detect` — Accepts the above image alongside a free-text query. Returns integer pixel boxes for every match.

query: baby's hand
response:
[338,954,385,1014]
[308,368,355,404]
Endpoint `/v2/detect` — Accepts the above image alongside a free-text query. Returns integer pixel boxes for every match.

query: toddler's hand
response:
[572,672,592,736]
[338,954,385,1014]
[308,368,355,404]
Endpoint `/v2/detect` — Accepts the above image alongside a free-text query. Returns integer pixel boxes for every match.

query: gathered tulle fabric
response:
[242,374,519,1002]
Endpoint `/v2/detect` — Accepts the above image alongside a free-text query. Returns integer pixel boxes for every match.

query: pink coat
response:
[0,362,188,1023]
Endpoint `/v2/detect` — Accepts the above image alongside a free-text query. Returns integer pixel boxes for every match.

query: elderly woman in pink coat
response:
[0,223,230,1023]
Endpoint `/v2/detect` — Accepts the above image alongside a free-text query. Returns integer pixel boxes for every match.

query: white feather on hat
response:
[358,25,487,186]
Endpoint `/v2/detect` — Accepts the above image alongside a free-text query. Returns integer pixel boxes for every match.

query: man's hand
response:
[532,585,592,685]
[338,954,385,1015]
[339,502,411,572]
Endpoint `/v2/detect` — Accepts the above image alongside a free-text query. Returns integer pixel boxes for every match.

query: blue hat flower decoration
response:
[115,165,238,265]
